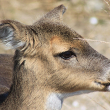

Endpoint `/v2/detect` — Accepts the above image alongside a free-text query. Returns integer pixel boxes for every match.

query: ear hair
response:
[0,20,26,49]
[34,4,66,24]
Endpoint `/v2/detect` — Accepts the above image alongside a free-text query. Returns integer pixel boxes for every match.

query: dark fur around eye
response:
[59,51,76,60]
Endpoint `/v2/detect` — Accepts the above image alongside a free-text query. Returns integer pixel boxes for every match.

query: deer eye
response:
[59,51,76,60]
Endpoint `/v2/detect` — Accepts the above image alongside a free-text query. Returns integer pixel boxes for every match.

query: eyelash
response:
[59,51,76,60]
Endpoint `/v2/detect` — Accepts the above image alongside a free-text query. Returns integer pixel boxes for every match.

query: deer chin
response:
[46,90,94,110]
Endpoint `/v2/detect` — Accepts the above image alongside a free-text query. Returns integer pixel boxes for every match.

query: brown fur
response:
[0,5,110,110]
[0,54,13,94]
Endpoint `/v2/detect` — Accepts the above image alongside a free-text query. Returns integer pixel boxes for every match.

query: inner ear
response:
[0,20,26,49]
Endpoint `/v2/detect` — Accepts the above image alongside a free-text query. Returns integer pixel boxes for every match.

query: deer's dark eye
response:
[59,51,76,60]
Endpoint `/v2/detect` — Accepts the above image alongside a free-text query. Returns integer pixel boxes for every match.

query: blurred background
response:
[0,0,110,110]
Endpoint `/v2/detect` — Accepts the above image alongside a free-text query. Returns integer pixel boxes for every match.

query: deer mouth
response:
[95,81,110,91]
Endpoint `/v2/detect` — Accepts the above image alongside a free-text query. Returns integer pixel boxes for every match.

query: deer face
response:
[0,5,110,94]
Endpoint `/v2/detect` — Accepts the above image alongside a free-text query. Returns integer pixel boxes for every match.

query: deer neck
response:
[1,54,61,110]
[11,64,65,110]
[11,64,50,110]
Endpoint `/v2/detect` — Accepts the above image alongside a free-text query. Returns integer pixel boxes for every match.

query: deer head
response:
[0,5,110,110]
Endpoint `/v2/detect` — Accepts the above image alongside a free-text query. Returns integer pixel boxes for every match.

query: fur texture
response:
[0,5,110,110]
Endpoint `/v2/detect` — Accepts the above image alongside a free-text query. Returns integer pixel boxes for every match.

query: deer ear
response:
[36,4,66,23]
[0,20,26,49]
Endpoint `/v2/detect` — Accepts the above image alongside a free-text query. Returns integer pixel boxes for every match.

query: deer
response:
[0,4,110,110]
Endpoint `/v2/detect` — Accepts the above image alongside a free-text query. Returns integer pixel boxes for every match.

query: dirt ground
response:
[0,0,110,110]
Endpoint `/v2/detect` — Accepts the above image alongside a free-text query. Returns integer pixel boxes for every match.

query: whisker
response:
[73,38,110,44]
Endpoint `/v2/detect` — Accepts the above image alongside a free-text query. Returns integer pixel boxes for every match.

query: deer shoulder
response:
[0,54,13,94]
